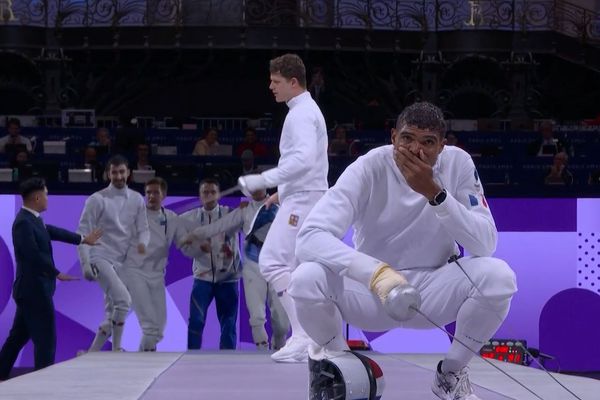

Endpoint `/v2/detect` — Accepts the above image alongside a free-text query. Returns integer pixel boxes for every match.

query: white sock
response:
[277,290,308,339]
[444,296,511,372]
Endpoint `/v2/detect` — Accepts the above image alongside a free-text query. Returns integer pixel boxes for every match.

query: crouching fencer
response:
[289,102,517,400]
[77,155,150,352]
[183,189,290,350]
[118,177,188,351]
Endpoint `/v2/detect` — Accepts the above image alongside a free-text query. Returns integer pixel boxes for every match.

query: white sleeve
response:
[261,110,319,187]
[77,194,101,266]
[135,196,150,246]
[296,161,383,284]
[432,156,498,256]
[191,208,244,240]
[170,214,190,249]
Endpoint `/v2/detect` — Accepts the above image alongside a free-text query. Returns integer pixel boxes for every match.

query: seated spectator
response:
[0,118,32,155]
[82,146,105,182]
[527,121,571,157]
[88,127,112,156]
[235,128,269,158]
[193,127,222,156]
[328,126,351,156]
[241,149,260,175]
[544,152,573,185]
[10,150,30,169]
[135,143,153,170]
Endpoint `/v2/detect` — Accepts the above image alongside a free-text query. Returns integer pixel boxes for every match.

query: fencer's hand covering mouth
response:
[393,147,440,200]
[81,263,99,281]
[238,174,267,197]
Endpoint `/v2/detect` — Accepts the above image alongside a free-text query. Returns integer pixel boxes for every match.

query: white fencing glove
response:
[77,245,98,281]
[238,174,267,197]
[370,264,421,321]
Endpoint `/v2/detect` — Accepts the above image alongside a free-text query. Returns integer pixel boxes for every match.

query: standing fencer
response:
[289,102,517,400]
[183,189,290,351]
[180,178,241,350]
[118,177,188,352]
[237,54,329,362]
[78,155,150,352]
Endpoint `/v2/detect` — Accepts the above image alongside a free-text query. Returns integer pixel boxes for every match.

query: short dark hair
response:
[269,54,307,88]
[395,102,447,137]
[199,178,220,190]
[7,118,21,129]
[19,177,46,200]
[146,177,168,194]
[106,154,129,170]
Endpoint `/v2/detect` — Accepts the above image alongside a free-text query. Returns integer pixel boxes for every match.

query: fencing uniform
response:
[77,183,150,351]
[252,91,329,361]
[118,207,187,351]
[290,145,517,377]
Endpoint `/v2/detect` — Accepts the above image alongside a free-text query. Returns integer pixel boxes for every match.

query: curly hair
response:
[395,102,447,137]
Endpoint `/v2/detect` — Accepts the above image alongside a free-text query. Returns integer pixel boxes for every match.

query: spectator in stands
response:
[544,152,574,185]
[235,128,269,158]
[82,146,105,183]
[0,118,32,155]
[193,127,221,156]
[527,121,570,157]
[88,128,112,157]
[135,143,153,170]
[328,126,350,156]
[241,149,260,175]
[9,150,31,181]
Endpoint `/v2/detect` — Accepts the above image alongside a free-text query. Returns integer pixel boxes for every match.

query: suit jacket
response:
[12,209,82,300]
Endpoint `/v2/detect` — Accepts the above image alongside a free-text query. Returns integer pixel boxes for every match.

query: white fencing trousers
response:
[89,259,131,351]
[118,268,166,351]
[259,191,325,293]
[242,259,289,349]
[289,257,517,361]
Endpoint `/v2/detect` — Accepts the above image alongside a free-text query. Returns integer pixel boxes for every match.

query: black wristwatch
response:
[429,189,447,206]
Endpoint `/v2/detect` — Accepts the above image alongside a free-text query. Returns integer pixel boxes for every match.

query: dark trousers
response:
[187,279,238,350]
[0,296,56,379]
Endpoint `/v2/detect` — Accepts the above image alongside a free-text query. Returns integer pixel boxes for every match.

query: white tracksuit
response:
[259,91,329,293]
[290,145,517,366]
[77,184,149,351]
[189,200,290,348]
[118,207,187,351]
[180,205,241,283]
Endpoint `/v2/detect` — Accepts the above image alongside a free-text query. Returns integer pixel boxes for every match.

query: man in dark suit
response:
[0,178,102,380]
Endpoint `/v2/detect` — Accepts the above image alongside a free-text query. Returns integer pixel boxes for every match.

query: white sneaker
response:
[432,361,481,400]
[270,335,311,363]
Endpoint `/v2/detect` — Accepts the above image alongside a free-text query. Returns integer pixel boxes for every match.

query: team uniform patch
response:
[288,214,300,227]
[468,194,479,206]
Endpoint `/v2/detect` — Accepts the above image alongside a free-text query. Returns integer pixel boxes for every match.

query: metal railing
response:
[1,1,599,43]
